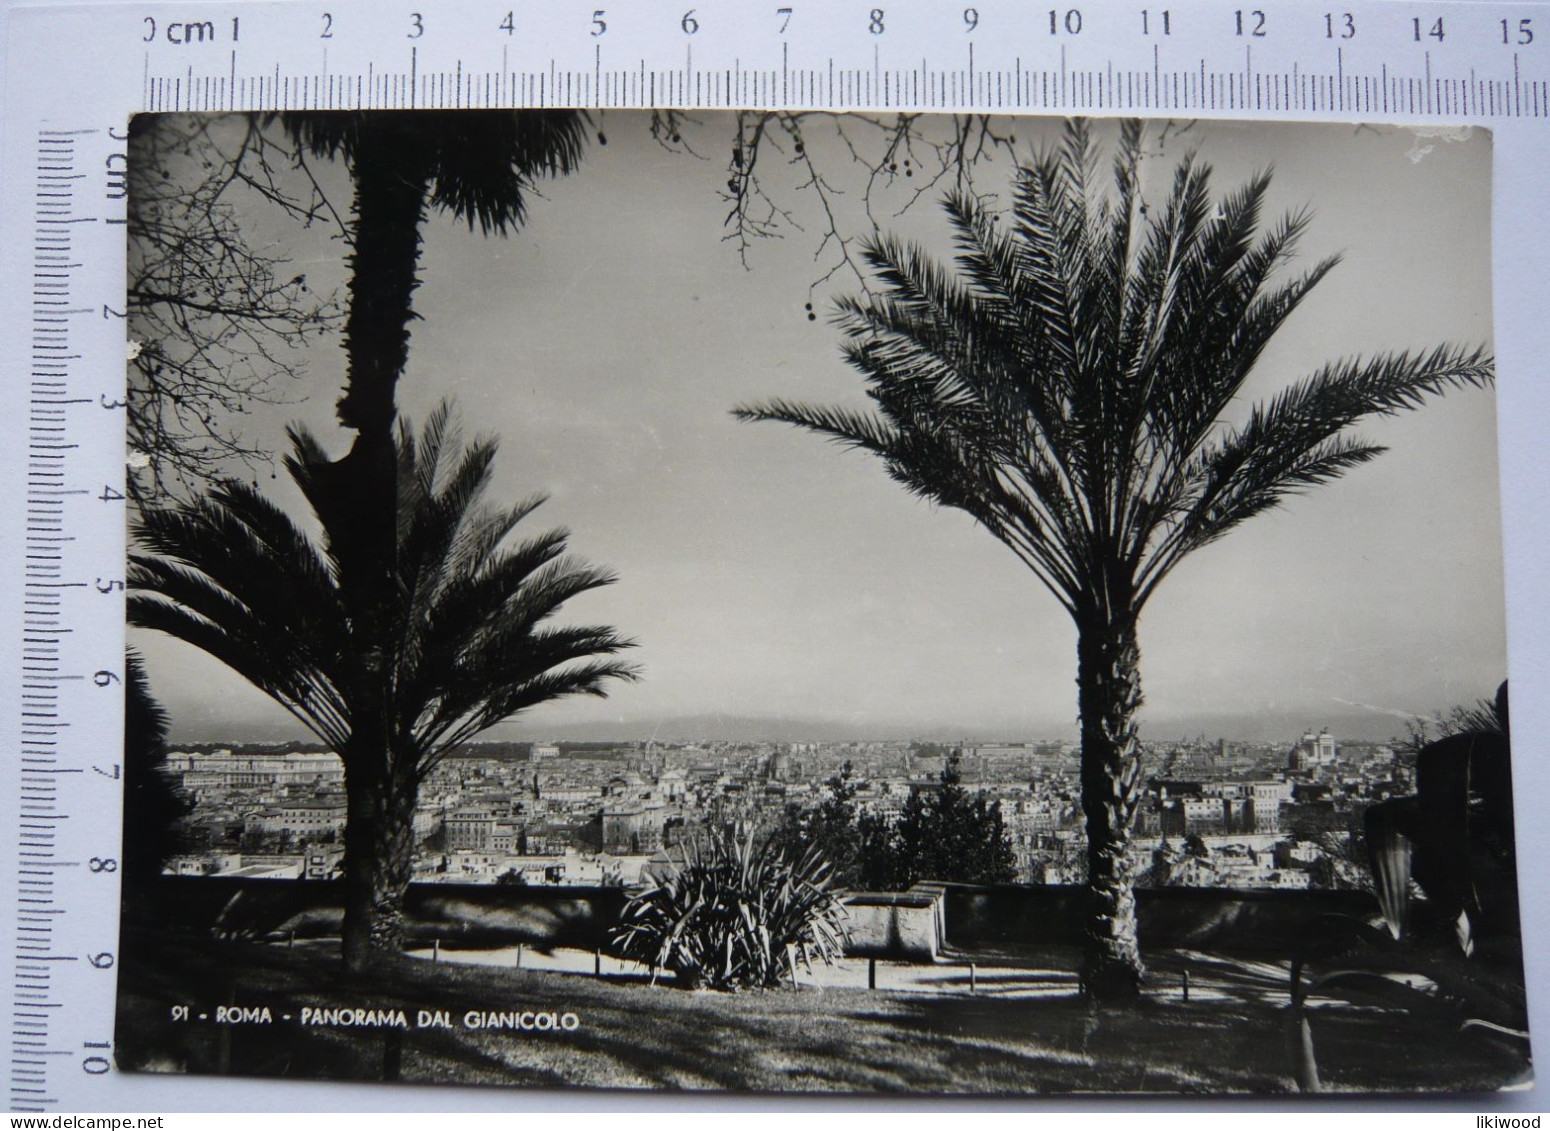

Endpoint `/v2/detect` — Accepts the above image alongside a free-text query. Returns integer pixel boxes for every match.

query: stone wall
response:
[841,892,941,960]
[132,875,1377,960]
[941,883,1375,956]
[134,876,628,950]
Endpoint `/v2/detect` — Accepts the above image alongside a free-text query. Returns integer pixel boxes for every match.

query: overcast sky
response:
[129,114,1504,743]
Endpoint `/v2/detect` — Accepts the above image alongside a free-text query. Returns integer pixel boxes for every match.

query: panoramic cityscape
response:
[160,726,1402,893]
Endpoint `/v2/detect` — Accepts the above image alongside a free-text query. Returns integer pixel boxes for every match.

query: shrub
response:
[611,821,848,990]
[772,750,1019,891]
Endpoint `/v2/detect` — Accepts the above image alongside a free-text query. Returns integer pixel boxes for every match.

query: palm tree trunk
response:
[341,751,420,970]
[1076,611,1146,999]
[323,119,433,973]
[338,116,432,433]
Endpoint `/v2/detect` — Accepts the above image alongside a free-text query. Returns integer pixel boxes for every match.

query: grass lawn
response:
[113,927,1529,1096]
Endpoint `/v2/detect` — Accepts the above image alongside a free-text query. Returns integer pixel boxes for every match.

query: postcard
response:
[116,110,1524,1094]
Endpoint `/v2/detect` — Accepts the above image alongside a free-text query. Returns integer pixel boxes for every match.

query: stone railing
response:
[130,874,1376,961]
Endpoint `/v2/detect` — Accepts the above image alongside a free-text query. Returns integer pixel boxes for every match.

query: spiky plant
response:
[737,119,1493,998]
[612,821,849,990]
[130,403,637,967]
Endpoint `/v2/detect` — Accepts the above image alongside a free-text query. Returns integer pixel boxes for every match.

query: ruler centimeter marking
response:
[9,0,1550,1113]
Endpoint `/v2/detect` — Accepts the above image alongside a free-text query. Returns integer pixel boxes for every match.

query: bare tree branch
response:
[127,116,345,505]
[720,112,1017,297]
[128,112,1015,499]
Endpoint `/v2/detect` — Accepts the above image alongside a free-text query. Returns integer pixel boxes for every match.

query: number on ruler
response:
[963,7,978,33]
[320,12,333,38]
[776,7,793,33]
[591,9,607,36]
[1325,12,1355,39]
[1413,17,1444,42]
[499,11,514,35]
[408,12,423,38]
[1236,9,1266,37]
[89,857,117,872]
[681,9,699,34]
[1049,8,1082,34]
[1141,9,1170,35]
[1503,17,1533,44]
[868,8,885,34]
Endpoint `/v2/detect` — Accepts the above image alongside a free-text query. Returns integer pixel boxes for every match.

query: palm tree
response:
[255,111,589,970]
[271,111,589,857]
[129,404,637,970]
[735,120,1493,999]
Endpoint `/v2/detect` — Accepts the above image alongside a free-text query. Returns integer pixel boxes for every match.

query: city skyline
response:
[151,725,1399,890]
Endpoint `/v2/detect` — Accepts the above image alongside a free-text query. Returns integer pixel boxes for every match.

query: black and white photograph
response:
[113,109,1526,1095]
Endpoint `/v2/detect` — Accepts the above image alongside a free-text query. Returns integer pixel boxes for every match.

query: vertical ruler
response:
[7,116,128,1113]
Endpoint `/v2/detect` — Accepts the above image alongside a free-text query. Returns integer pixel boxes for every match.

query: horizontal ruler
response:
[122,0,1550,117]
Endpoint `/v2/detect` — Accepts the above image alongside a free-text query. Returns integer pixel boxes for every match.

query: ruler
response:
[2,118,128,1113]
[131,1,1550,117]
[3,0,1550,1114]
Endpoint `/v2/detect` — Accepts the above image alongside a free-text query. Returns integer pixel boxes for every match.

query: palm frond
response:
[740,117,1492,632]
[127,592,351,748]
[427,110,590,235]
[278,110,590,236]
[425,651,641,757]
[275,111,361,162]
[731,399,904,457]
[132,404,636,779]
[1137,343,1492,598]
[131,481,347,661]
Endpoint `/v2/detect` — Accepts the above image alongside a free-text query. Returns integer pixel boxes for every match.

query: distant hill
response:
[486,713,1069,745]
[485,707,1419,745]
[168,707,1424,747]
[1138,708,1420,745]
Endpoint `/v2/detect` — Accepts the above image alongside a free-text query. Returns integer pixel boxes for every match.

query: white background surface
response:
[1,0,1547,1113]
